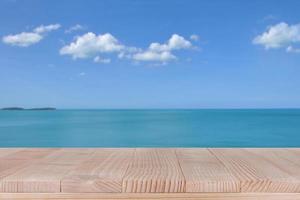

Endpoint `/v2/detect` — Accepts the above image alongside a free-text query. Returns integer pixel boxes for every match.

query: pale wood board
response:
[39,148,96,165]
[176,148,240,192]
[286,149,300,167]
[61,149,134,193]
[1,193,300,200]
[0,149,57,182]
[0,148,24,158]
[0,149,94,192]
[246,149,300,180]
[122,148,185,193]
[210,148,300,192]
[1,149,59,160]
[1,148,300,197]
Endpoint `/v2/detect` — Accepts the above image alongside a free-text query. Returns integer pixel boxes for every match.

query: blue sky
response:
[1,0,300,108]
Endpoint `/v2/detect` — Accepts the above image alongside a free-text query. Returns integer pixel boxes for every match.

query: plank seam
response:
[121,148,136,193]
[56,149,96,193]
[208,148,242,193]
[174,148,186,192]
[60,179,62,193]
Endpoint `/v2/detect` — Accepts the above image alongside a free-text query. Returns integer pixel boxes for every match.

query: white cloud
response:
[94,56,111,64]
[2,23,61,47]
[253,22,300,51]
[148,34,192,52]
[133,51,176,62]
[34,24,61,34]
[65,24,85,33]
[60,32,124,59]
[60,33,196,64]
[286,46,300,53]
[190,34,199,41]
[132,34,194,63]
[2,32,42,47]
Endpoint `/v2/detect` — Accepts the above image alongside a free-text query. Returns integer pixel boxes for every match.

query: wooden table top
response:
[1,148,300,195]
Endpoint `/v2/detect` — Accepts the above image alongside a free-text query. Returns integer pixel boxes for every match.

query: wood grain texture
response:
[2,149,59,160]
[1,164,72,193]
[39,149,96,165]
[0,149,24,158]
[286,149,300,167]
[0,149,58,184]
[210,148,300,192]
[61,149,134,193]
[1,148,300,196]
[246,149,300,190]
[176,148,240,192]
[1,193,300,200]
[122,149,185,193]
[0,149,94,192]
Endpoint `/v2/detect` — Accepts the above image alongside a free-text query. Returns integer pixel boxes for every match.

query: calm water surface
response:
[0,109,299,147]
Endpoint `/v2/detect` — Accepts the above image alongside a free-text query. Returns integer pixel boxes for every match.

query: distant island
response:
[1,107,56,111]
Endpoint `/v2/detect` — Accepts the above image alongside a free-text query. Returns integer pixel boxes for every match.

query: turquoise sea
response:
[0,109,299,147]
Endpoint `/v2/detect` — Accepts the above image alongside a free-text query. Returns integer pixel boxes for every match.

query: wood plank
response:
[122,148,185,193]
[0,148,24,158]
[286,149,300,167]
[39,149,96,165]
[247,149,300,181]
[2,149,59,160]
[176,148,240,192]
[0,149,58,180]
[210,148,300,192]
[61,149,134,193]
[1,148,300,195]
[0,164,72,193]
[1,193,300,200]
[0,159,32,180]
[0,149,94,193]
